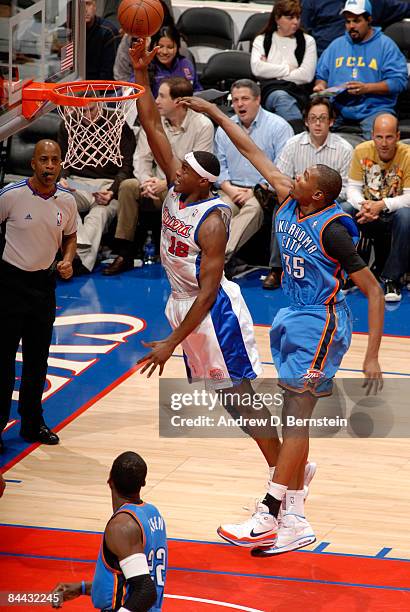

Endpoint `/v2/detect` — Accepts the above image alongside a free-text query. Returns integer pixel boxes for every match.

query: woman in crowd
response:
[251,0,317,126]
[148,24,202,97]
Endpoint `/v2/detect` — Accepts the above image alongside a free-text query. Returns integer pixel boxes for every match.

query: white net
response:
[57,83,138,170]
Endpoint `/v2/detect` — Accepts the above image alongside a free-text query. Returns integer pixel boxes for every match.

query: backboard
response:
[0,0,86,141]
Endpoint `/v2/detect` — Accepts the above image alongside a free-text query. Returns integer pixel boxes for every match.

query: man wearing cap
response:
[313,0,408,139]
[302,0,410,57]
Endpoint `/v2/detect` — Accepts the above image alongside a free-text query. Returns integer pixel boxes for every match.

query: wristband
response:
[81,581,86,595]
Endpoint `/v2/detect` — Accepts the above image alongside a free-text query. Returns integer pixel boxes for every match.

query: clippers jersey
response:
[275,198,359,306]
[160,187,231,294]
[91,502,167,611]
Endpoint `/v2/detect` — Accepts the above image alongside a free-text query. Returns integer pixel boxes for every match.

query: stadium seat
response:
[176,7,234,71]
[200,50,254,92]
[236,13,270,52]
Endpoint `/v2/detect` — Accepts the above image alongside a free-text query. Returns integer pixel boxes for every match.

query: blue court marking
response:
[2,524,410,564]
[4,479,22,483]
[1,551,409,593]
[376,548,393,558]
[312,541,330,553]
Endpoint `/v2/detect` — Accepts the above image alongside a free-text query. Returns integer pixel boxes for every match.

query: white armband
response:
[119,553,149,578]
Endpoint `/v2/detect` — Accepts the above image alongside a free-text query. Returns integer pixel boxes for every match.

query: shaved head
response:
[33,139,61,158]
[372,113,399,134]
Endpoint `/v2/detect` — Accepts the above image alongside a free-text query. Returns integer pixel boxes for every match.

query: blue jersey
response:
[275,198,359,306]
[91,502,167,611]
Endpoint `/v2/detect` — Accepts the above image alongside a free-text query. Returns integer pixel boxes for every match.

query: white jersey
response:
[160,187,231,295]
[161,187,262,388]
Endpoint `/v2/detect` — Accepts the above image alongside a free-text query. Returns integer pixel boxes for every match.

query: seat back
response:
[201,50,254,91]
[236,13,270,52]
[177,7,235,50]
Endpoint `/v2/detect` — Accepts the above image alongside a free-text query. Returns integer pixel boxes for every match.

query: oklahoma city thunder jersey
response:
[275,198,359,306]
[91,502,167,611]
[160,187,231,294]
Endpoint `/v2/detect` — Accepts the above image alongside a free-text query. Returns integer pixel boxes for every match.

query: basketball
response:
[118,0,164,38]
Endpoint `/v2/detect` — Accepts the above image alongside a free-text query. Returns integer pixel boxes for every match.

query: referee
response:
[0,140,77,452]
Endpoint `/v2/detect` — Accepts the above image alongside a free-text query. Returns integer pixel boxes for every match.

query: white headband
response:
[184,152,219,182]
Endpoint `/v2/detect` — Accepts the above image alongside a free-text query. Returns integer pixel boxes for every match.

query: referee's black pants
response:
[0,260,56,436]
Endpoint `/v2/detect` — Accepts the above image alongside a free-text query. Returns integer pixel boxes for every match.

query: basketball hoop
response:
[22,80,145,170]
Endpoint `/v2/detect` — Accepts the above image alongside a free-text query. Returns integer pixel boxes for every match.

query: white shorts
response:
[165,278,262,389]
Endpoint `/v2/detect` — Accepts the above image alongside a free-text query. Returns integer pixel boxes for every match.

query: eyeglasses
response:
[307,114,329,124]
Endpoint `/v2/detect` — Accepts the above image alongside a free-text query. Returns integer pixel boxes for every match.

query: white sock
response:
[267,481,287,502]
[286,489,305,516]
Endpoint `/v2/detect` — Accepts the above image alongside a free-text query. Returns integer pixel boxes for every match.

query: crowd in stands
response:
[5,0,410,303]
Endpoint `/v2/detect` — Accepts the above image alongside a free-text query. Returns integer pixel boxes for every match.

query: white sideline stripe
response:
[164,594,264,611]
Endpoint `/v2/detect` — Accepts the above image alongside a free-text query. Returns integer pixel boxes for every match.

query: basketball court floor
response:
[1,264,410,610]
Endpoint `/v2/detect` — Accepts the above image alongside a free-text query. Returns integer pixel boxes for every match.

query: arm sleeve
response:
[346,179,364,210]
[378,0,410,26]
[384,187,410,212]
[0,191,10,223]
[133,128,155,182]
[192,118,214,153]
[322,220,366,274]
[109,123,136,198]
[118,574,157,612]
[273,121,295,162]
[382,39,408,94]
[287,35,317,85]
[114,34,133,81]
[301,0,314,32]
[251,35,290,80]
[98,25,120,80]
[339,143,354,201]
[214,128,231,184]
[315,46,330,82]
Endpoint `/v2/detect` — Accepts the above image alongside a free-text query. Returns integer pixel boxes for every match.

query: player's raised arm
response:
[129,39,180,185]
[179,96,293,202]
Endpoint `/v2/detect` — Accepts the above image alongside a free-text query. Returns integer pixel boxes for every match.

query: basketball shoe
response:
[251,512,316,557]
[217,501,278,548]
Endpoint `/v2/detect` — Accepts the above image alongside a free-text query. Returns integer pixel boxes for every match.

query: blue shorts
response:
[270,301,352,397]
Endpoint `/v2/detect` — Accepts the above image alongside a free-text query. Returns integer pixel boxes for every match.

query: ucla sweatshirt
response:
[316,27,408,121]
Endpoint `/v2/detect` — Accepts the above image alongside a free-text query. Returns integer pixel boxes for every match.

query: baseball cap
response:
[340,0,372,16]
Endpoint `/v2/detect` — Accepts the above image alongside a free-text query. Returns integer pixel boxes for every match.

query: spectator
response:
[346,113,410,302]
[58,101,136,274]
[114,0,175,82]
[214,79,293,269]
[147,25,202,98]
[263,96,353,289]
[251,0,317,128]
[314,0,408,140]
[85,0,120,80]
[302,0,410,57]
[103,77,214,275]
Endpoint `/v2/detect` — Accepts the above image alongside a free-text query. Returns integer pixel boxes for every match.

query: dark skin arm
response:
[57,232,76,280]
[138,211,227,376]
[129,39,180,185]
[349,266,384,394]
[51,514,143,608]
[179,96,293,203]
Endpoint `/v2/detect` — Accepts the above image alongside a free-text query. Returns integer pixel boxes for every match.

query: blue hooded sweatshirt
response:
[316,27,408,121]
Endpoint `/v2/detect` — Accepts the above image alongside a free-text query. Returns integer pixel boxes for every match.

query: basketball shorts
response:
[270,301,352,397]
[165,279,262,390]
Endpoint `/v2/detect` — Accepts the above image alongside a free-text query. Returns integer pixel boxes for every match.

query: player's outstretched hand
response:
[178,96,216,116]
[362,356,383,395]
[51,582,82,607]
[137,339,176,377]
[129,38,159,70]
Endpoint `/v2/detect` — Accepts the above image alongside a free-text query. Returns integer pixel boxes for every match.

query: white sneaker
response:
[251,513,316,557]
[217,502,278,548]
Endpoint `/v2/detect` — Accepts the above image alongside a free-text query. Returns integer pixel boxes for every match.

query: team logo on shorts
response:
[303,368,324,381]
[56,211,62,226]
[209,368,225,381]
